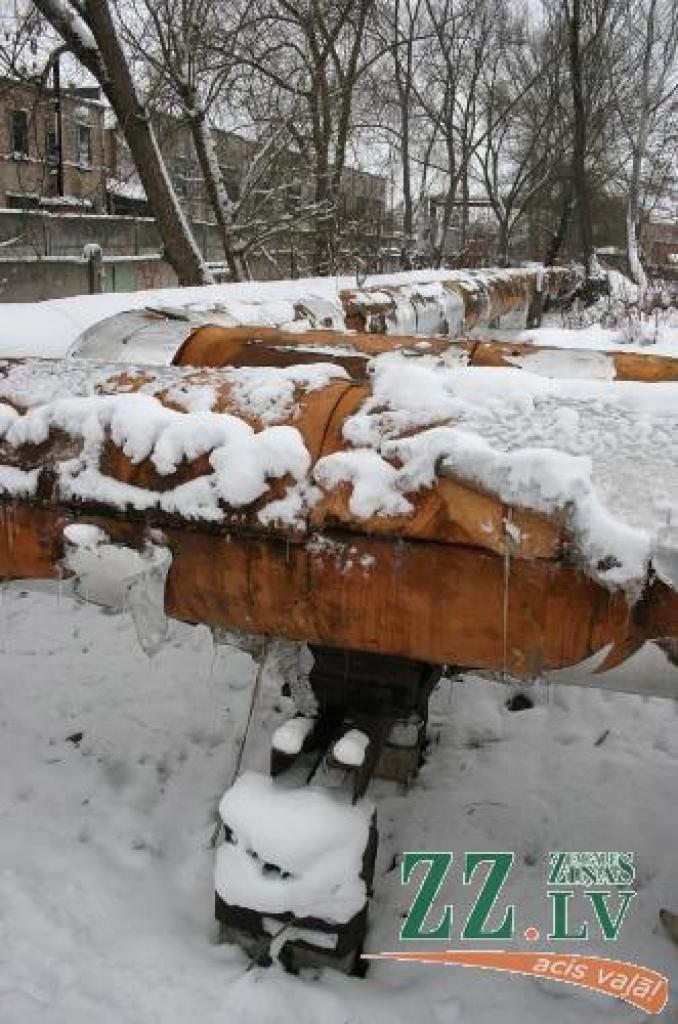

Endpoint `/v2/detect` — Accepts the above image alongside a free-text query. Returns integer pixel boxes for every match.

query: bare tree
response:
[387,0,424,268]
[560,0,622,278]
[30,0,212,285]
[478,12,564,265]
[614,0,678,290]
[565,0,592,275]
[363,0,440,269]
[415,0,495,266]
[241,0,375,274]
[118,0,251,279]
[0,0,44,80]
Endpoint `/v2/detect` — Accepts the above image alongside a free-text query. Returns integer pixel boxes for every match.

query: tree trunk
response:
[544,179,575,267]
[313,162,335,276]
[625,0,656,295]
[432,182,456,268]
[187,110,243,282]
[626,190,647,294]
[567,0,593,278]
[400,165,414,270]
[392,0,415,270]
[527,180,574,327]
[497,219,510,267]
[399,100,414,269]
[460,163,470,252]
[34,0,212,286]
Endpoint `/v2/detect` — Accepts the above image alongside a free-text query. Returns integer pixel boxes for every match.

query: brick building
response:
[645,219,678,267]
[0,78,107,211]
[1,76,387,268]
[106,112,386,228]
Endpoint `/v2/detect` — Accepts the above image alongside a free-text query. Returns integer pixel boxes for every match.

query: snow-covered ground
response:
[1,580,677,1023]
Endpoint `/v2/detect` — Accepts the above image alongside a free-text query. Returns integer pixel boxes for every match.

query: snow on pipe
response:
[337,266,573,334]
[66,267,576,368]
[171,267,574,357]
[0,354,676,681]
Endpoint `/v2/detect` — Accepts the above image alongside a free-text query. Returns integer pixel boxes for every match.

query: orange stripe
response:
[363,950,668,1015]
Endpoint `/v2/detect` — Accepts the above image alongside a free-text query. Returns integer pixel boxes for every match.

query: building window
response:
[6,192,39,210]
[76,124,92,167]
[45,128,59,166]
[10,110,29,157]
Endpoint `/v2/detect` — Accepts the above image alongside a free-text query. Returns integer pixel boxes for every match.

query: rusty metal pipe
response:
[0,353,675,681]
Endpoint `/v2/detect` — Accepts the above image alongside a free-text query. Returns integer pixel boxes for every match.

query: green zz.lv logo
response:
[400,852,515,941]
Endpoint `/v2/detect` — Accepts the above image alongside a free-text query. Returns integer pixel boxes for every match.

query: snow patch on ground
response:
[520,314,678,357]
[0,584,676,1022]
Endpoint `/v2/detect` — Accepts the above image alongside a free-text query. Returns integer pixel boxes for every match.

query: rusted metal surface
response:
[0,502,676,678]
[469,340,678,381]
[0,358,561,555]
[172,326,678,384]
[173,324,470,374]
[0,347,676,682]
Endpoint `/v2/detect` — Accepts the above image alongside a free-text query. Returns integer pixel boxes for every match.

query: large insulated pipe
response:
[0,356,675,680]
[172,326,678,384]
[338,266,572,333]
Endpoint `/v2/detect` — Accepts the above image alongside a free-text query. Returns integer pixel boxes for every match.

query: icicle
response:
[654,509,678,590]
[61,522,173,657]
[124,544,173,658]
